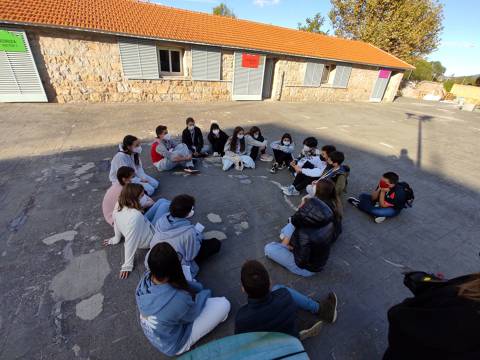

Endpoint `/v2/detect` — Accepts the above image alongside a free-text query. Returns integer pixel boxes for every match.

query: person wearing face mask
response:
[282,137,326,196]
[245,126,272,162]
[270,133,295,173]
[103,184,156,279]
[181,117,209,158]
[109,135,159,196]
[307,151,349,201]
[222,126,256,171]
[347,171,407,223]
[207,122,229,156]
[151,125,198,174]
[147,194,221,280]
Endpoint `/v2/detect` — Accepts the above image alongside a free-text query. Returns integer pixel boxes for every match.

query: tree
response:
[410,59,445,81]
[329,0,444,64]
[430,61,446,80]
[298,13,328,34]
[212,3,236,18]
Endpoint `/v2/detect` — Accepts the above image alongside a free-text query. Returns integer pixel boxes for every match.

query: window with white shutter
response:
[118,37,160,79]
[0,29,47,102]
[303,62,324,87]
[332,64,352,88]
[192,47,221,81]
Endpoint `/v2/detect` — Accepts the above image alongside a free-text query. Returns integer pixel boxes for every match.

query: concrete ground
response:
[0,98,479,360]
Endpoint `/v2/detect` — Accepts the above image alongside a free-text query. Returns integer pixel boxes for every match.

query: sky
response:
[155,0,479,76]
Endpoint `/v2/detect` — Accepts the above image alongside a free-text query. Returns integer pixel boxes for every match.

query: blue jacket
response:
[135,272,210,356]
[147,213,203,278]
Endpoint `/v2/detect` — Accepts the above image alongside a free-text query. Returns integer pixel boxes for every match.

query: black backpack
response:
[398,181,414,207]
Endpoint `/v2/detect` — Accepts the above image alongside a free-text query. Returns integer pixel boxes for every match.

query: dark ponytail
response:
[122,135,140,166]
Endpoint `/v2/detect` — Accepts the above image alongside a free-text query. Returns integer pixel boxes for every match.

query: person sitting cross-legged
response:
[270,133,295,174]
[136,242,230,357]
[266,179,342,277]
[282,137,327,196]
[207,122,229,157]
[151,125,198,174]
[222,126,255,171]
[181,117,209,158]
[348,171,406,224]
[235,260,338,340]
[146,194,221,280]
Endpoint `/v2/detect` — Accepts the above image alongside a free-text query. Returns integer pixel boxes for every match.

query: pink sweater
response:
[102,183,123,226]
[102,183,155,226]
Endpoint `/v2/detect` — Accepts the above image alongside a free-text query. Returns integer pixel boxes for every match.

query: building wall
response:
[23,27,403,103]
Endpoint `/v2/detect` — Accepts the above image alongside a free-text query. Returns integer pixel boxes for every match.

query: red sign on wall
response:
[242,53,260,68]
[379,69,391,79]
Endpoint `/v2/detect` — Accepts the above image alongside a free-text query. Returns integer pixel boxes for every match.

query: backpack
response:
[398,181,414,208]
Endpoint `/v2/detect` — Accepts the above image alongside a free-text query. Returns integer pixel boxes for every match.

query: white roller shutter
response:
[303,62,324,87]
[232,52,266,101]
[333,65,352,88]
[0,29,47,102]
[118,37,159,79]
[192,47,221,81]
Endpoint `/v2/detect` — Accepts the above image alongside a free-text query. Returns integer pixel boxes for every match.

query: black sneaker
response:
[184,166,199,174]
[347,197,360,208]
[278,163,286,170]
[318,292,338,323]
[270,162,278,174]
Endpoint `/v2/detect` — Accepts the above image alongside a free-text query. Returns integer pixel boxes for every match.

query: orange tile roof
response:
[0,0,414,69]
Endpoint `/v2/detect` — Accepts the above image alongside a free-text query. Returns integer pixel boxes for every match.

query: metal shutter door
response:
[333,65,352,88]
[192,47,221,81]
[232,52,265,101]
[370,70,391,102]
[304,62,324,86]
[118,38,159,79]
[0,29,47,102]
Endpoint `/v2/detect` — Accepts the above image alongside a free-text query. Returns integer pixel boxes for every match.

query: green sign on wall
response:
[0,30,26,52]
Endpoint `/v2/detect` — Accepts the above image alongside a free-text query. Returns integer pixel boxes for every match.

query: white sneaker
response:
[213,152,220,157]
[374,217,386,224]
[283,185,300,196]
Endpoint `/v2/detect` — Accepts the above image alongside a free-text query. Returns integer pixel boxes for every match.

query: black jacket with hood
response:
[290,197,339,272]
[182,126,204,153]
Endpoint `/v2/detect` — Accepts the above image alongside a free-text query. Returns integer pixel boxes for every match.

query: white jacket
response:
[109,145,146,183]
[270,140,295,154]
[110,206,154,272]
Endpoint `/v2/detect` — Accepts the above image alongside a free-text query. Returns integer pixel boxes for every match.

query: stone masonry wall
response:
[276,56,388,102]
[25,27,402,103]
[27,28,232,103]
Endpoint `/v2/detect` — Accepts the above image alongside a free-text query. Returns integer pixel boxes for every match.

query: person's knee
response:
[271,284,284,292]
[216,297,231,319]
[264,242,276,257]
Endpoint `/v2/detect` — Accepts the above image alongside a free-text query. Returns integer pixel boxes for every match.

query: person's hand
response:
[193,152,200,157]
[294,165,302,174]
[140,178,148,183]
[103,238,113,246]
[185,154,193,161]
[119,271,130,279]
[290,160,296,167]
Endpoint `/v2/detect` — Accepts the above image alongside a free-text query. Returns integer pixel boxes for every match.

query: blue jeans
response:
[144,198,171,225]
[281,223,295,239]
[358,193,400,218]
[272,285,319,313]
[264,242,314,277]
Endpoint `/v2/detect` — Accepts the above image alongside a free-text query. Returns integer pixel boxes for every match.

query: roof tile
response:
[0,0,413,69]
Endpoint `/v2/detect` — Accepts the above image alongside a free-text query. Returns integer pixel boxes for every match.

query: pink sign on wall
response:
[379,69,391,79]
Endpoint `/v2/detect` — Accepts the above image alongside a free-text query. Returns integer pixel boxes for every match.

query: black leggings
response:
[249,135,265,161]
[195,238,221,264]
[291,161,319,191]
[273,149,293,166]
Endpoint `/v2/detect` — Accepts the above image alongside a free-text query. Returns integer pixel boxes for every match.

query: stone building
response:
[0,0,413,104]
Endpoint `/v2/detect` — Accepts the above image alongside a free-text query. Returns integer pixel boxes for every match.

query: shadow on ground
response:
[0,120,479,360]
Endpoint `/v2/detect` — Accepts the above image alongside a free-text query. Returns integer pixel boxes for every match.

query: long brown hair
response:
[230,126,245,153]
[121,135,140,166]
[314,179,342,220]
[458,274,480,301]
[118,183,144,211]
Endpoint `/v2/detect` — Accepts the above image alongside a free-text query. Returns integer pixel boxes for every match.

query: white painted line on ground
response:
[315,127,328,130]
[379,142,394,149]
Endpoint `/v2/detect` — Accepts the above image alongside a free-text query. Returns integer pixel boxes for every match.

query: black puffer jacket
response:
[290,197,338,272]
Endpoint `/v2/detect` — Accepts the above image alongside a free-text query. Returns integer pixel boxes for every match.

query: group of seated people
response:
[102,118,414,356]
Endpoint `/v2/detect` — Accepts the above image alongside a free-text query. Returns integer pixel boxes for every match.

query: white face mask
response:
[237,134,244,140]
[253,133,259,139]
[186,208,194,218]
[303,145,311,153]
[132,145,142,154]
[163,133,171,141]
[188,125,195,130]
[283,140,291,146]
[212,129,220,135]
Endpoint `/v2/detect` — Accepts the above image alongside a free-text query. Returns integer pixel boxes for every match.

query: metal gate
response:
[232,52,266,101]
[0,29,47,102]
[262,58,275,99]
[370,69,391,102]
